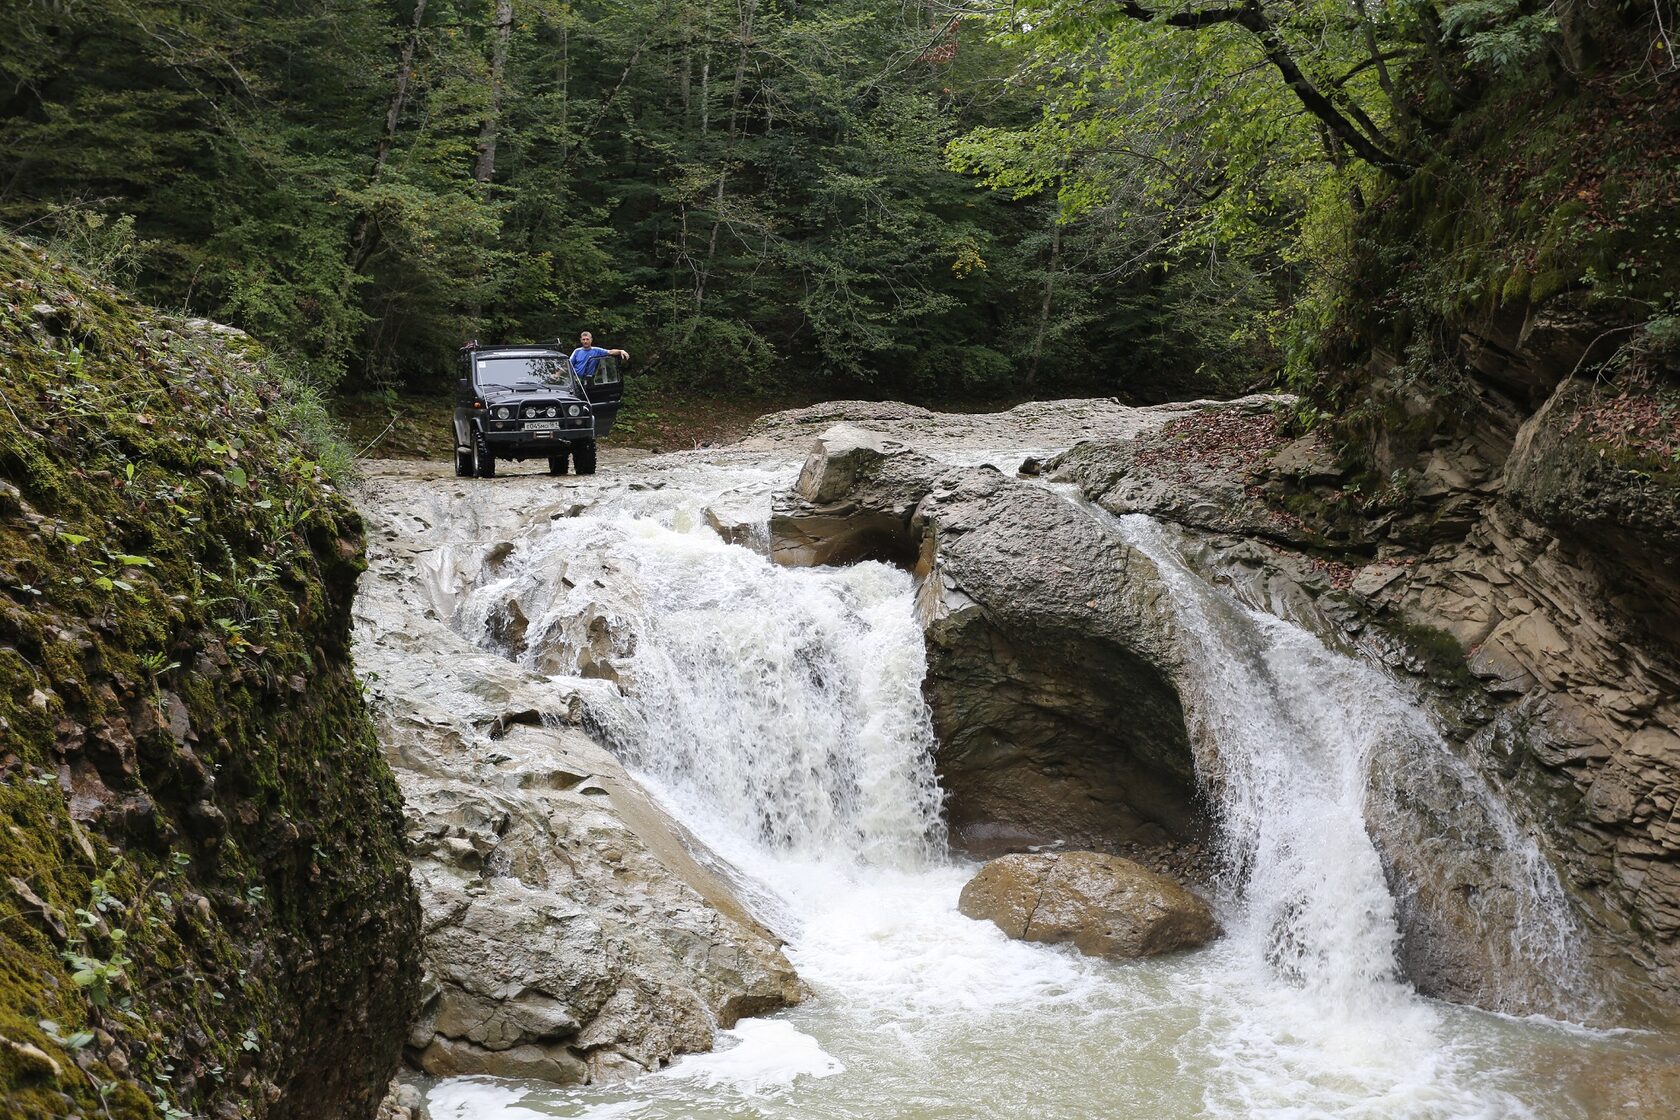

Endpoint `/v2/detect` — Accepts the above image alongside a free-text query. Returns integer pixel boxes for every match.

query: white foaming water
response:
[612,537,945,867]
[431,457,1652,1120]
[1107,513,1592,1020]
[457,494,945,869]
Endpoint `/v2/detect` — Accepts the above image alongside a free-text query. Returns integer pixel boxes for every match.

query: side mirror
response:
[456,377,471,398]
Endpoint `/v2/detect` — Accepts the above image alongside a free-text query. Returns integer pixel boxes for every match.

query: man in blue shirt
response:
[568,331,630,381]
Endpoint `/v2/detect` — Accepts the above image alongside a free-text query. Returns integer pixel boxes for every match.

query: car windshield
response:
[475,355,575,392]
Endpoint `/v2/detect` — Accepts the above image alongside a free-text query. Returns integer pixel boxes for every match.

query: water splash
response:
[427,457,1642,1120]
[1108,512,1594,1019]
[453,492,946,869]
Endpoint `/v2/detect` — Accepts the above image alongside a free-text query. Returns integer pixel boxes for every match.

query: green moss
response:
[1380,616,1477,691]
[0,236,417,1118]
[1500,267,1533,306]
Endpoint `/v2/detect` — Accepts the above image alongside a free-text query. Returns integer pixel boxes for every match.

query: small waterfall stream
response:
[1108,513,1593,1021]
[427,456,1654,1120]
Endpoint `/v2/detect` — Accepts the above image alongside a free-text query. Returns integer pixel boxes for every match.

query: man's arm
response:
[610,348,629,362]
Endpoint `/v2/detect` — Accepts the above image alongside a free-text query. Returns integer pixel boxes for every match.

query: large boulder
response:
[958,852,1218,959]
[770,426,1212,863]
[355,473,803,1087]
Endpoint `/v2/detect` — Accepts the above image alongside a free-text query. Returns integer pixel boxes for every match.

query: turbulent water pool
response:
[413,452,1676,1120]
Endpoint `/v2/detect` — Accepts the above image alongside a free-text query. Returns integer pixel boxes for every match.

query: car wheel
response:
[455,446,472,477]
[548,452,569,476]
[572,440,597,475]
[473,431,496,478]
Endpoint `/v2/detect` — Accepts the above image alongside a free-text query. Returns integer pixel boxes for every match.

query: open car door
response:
[582,354,624,437]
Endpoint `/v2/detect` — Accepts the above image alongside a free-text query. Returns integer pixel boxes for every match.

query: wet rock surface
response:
[1040,392,1680,1011]
[958,851,1219,959]
[765,406,1679,1018]
[354,466,802,1087]
[770,424,1214,865]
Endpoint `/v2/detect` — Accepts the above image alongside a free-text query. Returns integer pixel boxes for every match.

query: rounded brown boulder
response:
[958,851,1219,959]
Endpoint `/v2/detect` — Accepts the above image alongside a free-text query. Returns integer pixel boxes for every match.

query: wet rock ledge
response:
[764,413,1673,1019]
[353,473,802,1088]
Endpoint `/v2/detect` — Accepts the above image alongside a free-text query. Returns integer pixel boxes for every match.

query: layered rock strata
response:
[1048,392,1680,1012]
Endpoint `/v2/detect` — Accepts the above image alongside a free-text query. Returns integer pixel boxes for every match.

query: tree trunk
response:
[348,0,428,274]
[694,0,756,314]
[475,0,515,186]
[700,56,711,136]
[559,19,570,162]
[680,10,693,127]
[1028,214,1063,390]
[1350,0,1405,126]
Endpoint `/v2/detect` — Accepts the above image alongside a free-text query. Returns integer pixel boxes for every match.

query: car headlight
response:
[523,406,536,418]
[567,404,582,416]
[546,406,557,418]
[495,406,510,419]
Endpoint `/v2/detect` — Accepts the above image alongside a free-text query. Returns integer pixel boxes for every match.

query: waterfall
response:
[1109,512,1594,1019]
[453,494,946,870]
[430,460,1635,1120]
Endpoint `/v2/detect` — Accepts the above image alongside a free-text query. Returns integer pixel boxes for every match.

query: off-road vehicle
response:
[451,341,625,478]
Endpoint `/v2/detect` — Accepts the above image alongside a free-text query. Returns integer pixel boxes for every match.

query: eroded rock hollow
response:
[772,426,1211,867]
[768,411,1679,1021]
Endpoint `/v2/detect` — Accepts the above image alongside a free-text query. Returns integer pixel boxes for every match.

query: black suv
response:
[451,341,625,478]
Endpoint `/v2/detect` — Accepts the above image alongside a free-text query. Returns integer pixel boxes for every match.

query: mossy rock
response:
[1507,378,1680,552]
[0,236,418,1119]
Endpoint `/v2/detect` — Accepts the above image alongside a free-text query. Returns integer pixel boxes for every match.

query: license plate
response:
[524,420,560,431]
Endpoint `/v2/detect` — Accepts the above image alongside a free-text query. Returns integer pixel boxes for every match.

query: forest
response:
[2,0,1675,408]
[4,3,1680,1117]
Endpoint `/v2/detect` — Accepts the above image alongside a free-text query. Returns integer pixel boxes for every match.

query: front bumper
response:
[481,419,595,454]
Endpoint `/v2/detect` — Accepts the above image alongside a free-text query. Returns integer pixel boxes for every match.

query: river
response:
[359,439,1674,1120]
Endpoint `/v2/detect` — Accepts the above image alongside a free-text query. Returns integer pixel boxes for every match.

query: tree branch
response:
[1109,0,1415,177]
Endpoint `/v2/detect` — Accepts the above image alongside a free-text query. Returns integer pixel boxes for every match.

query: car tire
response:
[472,431,496,478]
[548,452,569,476]
[572,440,597,475]
[455,446,472,477]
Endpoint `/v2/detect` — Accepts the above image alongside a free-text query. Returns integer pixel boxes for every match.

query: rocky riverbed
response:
[350,394,1680,1118]
[353,453,802,1087]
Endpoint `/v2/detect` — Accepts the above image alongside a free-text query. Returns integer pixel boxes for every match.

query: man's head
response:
[579,331,594,348]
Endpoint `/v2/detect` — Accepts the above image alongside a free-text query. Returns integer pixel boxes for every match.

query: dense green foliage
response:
[2,0,1674,409]
[0,236,417,1118]
[0,0,1278,400]
[955,0,1676,395]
